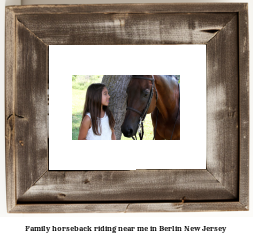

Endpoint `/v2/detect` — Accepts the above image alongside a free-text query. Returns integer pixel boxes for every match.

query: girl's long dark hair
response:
[81,83,115,135]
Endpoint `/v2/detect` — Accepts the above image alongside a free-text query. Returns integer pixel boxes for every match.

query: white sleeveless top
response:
[85,112,112,140]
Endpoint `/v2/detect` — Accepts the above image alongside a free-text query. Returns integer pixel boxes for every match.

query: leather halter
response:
[126,75,158,140]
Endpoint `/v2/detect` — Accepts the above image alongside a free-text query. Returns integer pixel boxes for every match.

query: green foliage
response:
[72,75,103,90]
[72,75,77,81]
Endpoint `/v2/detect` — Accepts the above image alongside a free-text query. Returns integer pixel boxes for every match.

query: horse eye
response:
[143,89,150,97]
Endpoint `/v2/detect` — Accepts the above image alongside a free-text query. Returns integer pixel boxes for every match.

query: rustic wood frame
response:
[5,3,249,213]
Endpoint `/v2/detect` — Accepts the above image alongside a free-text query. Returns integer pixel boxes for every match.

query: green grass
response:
[120,114,154,140]
[72,89,86,140]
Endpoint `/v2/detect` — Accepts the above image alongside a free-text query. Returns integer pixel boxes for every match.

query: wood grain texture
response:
[206,16,239,198]
[18,170,236,202]
[10,202,247,213]
[7,3,246,14]
[5,3,249,213]
[5,7,17,212]
[238,4,249,209]
[16,13,236,45]
[125,202,248,213]
[15,20,48,200]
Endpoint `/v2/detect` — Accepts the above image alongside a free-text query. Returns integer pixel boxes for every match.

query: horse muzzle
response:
[121,124,135,138]
[121,119,139,138]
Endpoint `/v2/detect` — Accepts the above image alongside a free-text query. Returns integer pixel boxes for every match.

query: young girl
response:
[78,83,116,140]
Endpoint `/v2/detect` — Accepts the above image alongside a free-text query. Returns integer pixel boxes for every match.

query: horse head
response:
[121,75,157,138]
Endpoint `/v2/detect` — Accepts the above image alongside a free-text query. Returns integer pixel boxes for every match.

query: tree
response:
[102,75,132,140]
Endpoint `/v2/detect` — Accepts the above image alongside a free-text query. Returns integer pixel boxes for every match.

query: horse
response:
[121,75,180,140]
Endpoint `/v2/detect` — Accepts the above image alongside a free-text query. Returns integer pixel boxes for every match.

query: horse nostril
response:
[121,124,134,138]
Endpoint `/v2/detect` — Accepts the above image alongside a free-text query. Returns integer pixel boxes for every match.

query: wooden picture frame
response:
[5,3,249,213]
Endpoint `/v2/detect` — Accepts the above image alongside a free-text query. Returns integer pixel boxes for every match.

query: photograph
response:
[72,75,180,141]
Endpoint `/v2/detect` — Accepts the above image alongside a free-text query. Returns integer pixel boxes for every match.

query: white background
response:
[1,0,252,237]
[49,45,206,170]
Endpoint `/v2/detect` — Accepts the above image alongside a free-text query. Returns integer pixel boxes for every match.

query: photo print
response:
[72,75,180,141]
